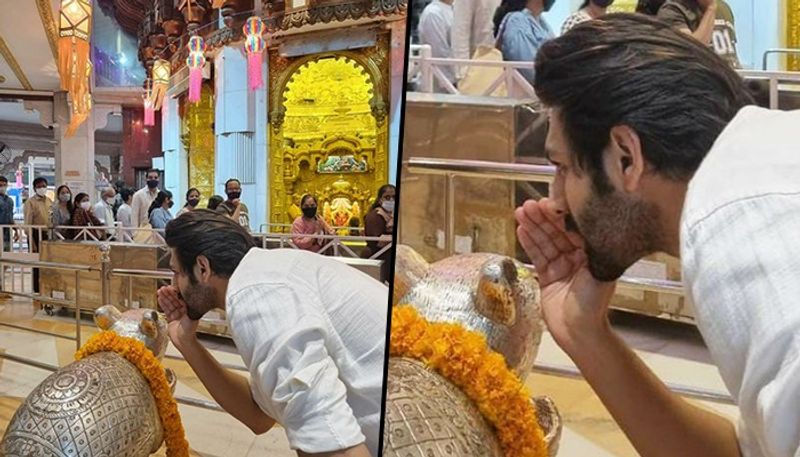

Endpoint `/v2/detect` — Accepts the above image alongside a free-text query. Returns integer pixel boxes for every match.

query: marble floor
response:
[0,293,739,456]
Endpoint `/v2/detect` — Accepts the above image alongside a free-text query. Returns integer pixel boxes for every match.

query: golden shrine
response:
[123,0,405,232]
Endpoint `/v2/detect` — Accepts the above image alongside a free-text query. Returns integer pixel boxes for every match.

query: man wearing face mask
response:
[216,178,250,230]
[0,176,16,253]
[93,187,117,238]
[494,0,556,86]
[24,177,53,293]
[157,210,386,456]
[131,169,161,228]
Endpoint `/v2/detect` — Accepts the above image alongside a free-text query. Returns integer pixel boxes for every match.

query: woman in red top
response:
[69,193,103,241]
[290,194,335,253]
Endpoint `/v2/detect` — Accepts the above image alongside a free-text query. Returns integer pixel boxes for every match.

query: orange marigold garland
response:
[75,331,190,457]
[391,305,548,457]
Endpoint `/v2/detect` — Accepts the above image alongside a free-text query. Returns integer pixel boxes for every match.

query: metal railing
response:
[761,48,800,70]
[409,44,800,108]
[0,259,92,355]
[409,44,537,98]
[736,69,800,110]
[403,157,684,296]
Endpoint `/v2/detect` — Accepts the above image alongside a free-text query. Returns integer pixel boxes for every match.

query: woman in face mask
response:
[147,190,174,230]
[69,193,103,240]
[363,184,396,283]
[177,188,201,217]
[50,185,74,238]
[290,194,336,253]
[562,0,614,33]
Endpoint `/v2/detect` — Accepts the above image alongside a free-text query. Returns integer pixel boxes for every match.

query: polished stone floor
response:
[0,289,739,456]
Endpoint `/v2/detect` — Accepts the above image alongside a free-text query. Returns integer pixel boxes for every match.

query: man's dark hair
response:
[146,169,160,177]
[165,209,256,278]
[207,195,224,210]
[32,177,48,188]
[224,178,241,190]
[0,176,7,184]
[120,187,134,202]
[534,14,753,189]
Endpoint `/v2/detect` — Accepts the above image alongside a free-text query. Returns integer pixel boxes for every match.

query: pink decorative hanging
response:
[243,16,266,91]
[143,79,155,126]
[187,35,206,103]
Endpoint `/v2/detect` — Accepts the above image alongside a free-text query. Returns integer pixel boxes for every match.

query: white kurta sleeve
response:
[228,284,366,453]
[451,0,473,74]
[419,6,455,84]
[682,195,800,457]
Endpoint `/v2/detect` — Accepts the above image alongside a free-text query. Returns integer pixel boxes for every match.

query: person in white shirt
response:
[157,210,386,457]
[452,0,502,79]
[93,187,116,238]
[418,0,456,91]
[116,188,134,242]
[516,14,799,457]
[131,169,160,227]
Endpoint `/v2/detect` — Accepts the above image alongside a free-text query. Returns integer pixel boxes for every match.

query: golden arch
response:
[268,35,390,231]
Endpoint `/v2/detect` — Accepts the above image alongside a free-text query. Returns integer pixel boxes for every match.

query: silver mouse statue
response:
[384,245,562,456]
[1,306,176,457]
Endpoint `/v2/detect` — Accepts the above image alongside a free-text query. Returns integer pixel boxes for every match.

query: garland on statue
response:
[390,305,548,457]
[75,331,190,457]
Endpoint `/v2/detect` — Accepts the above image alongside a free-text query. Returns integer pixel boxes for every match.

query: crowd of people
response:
[2,171,255,245]
[415,0,740,90]
[2,171,397,282]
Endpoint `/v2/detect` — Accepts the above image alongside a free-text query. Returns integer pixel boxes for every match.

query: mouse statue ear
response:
[392,245,430,306]
[475,257,519,327]
[94,305,123,331]
[139,310,160,339]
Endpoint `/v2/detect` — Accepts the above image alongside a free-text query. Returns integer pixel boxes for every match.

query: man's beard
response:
[568,190,663,282]
[181,280,217,321]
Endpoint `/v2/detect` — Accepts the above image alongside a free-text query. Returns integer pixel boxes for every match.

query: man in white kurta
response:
[418,0,456,90]
[451,0,500,79]
[158,210,385,456]
[515,15,800,457]
[131,170,160,227]
[680,106,800,456]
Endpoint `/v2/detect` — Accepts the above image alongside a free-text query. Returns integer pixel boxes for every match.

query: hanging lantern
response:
[150,59,171,111]
[243,16,266,91]
[144,79,155,126]
[186,36,206,103]
[58,0,93,136]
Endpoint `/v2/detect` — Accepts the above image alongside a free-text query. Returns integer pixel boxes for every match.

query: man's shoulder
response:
[685,107,800,228]
[658,0,699,26]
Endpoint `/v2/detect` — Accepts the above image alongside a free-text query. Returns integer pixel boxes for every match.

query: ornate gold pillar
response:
[183,84,216,205]
[790,0,800,70]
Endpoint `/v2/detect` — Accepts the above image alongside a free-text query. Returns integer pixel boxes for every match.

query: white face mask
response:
[35,188,47,197]
[0,186,7,194]
[381,200,395,213]
[106,197,116,205]
[80,201,91,210]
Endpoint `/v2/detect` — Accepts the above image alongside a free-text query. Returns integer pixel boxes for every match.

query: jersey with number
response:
[657,0,740,68]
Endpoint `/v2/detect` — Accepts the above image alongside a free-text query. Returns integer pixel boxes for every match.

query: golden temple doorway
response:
[268,41,391,233]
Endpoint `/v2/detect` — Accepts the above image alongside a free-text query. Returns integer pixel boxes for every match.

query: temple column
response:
[214,46,267,231]
[162,95,188,205]
[53,92,96,200]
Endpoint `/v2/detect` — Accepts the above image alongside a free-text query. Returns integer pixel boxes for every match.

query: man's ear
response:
[605,124,646,193]
[195,255,213,282]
